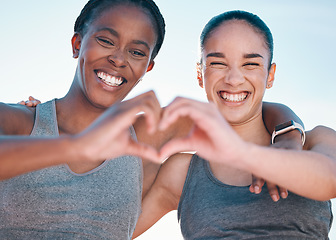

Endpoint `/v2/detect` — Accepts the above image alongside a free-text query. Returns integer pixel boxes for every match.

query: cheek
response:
[245,70,268,87]
[203,79,217,102]
[128,59,151,79]
[203,68,225,90]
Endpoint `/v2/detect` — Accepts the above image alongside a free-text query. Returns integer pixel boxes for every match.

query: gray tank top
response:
[178,154,333,239]
[0,100,143,239]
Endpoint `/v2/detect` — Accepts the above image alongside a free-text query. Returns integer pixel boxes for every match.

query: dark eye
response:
[96,37,114,47]
[130,50,146,57]
[209,62,227,69]
[243,62,260,69]
[244,62,259,66]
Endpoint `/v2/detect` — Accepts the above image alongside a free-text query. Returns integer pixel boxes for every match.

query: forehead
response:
[87,4,157,44]
[203,20,268,58]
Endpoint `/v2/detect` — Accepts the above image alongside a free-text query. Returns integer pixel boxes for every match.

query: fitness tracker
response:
[271,120,306,145]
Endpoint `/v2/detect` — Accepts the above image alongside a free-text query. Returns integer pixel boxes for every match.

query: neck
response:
[208,110,271,186]
[55,78,107,135]
[231,112,271,147]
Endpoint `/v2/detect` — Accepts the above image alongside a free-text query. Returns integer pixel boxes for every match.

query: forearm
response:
[241,144,336,201]
[0,136,77,180]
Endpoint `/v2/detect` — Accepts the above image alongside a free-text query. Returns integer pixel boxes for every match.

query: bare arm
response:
[0,134,75,180]
[244,141,336,201]
[305,125,336,159]
[132,153,192,239]
[159,97,336,201]
[0,102,90,179]
[135,113,193,198]
[251,102,306,200]
[0,91,162,180]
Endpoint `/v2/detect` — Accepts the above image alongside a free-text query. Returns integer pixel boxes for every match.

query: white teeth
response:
[97,71,123,86]
[222,92,248,102]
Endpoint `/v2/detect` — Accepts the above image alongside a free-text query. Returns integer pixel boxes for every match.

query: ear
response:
[197,62,204,88]
[146,60,155,72]
[71,33,82,59]
[266,63,276,89]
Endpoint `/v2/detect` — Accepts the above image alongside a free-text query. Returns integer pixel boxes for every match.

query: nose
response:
[225,67,245,87]
[107,49,127,68]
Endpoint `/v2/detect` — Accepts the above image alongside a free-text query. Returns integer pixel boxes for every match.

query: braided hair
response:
[74,0,165,59]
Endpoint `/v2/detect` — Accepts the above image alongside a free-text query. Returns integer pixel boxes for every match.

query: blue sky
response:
[0,1,335,239]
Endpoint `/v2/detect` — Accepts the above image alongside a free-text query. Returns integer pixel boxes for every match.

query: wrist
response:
[234,141,256,171]
[274,130,302,144]
[271,120,305,146]
[63,135,90,163]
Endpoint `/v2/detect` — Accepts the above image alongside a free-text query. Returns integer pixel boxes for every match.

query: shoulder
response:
[156,153,194,198]
[0,102,36,135]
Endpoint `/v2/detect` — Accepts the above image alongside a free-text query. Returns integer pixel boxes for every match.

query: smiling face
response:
[199,20,275,125]
[72,3,157,109]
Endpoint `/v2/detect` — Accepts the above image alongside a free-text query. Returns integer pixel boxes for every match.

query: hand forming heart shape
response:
[20,91,244,166]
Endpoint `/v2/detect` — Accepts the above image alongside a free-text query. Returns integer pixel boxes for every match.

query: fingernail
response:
[271,194,279,202]
[281,192,287,199]
[254,186,260,193]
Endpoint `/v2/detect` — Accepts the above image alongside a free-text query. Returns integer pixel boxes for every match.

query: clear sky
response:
[0,1,335,239]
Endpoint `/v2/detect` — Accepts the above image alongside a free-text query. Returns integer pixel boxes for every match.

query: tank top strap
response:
[31,99,58,136]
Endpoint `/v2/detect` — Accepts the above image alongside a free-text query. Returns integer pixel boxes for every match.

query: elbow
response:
[317,173,336,201]
[330,175,336,200]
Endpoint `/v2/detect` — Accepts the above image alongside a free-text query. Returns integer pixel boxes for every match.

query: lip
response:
[94,69,128,89]
[217,90,250,105]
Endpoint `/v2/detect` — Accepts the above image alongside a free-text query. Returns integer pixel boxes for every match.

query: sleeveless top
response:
[178,154,333,240]
[0,100,143,240]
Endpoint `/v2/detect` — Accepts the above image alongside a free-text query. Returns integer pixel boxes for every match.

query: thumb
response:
[126,140,161,163]
[159,138,195,161]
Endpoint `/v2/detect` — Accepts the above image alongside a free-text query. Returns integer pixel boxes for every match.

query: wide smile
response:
[218,91,250,103]
[95,70,127,87]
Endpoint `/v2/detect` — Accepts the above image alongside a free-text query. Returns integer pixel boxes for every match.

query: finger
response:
[124,103,160,135]
[17,100,26,105]
[278,186,288,199]
[28,96,41,104]
[126,91,161,134]
[159,98,215,132]
[159,137,195,160]
[25,102,34,107]
[25,101,39,107]
[104,96,159,137]
[126,139,161,163]
[141,93,161,134]
[266,182,280,202]
[250,176,265,194]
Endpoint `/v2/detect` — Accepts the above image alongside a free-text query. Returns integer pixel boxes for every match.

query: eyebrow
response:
[96,27,119,38]
[243,53,264,59]
[131,40,151,51]
[206,52,264,59]
[96,27,150,50]
[206,52,225,59]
